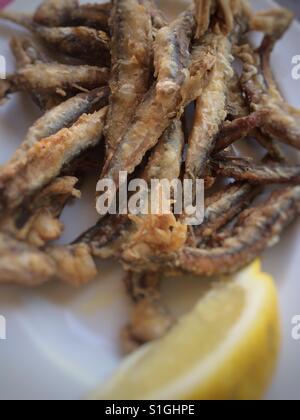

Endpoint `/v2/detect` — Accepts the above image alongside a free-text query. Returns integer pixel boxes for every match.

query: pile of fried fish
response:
[1,0,300,351]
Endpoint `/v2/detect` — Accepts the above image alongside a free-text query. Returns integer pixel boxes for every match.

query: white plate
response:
[0,0,299,400]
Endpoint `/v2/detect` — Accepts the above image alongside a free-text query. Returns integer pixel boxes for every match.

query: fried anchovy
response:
[117,121,187,269]
[153,9,195,97]
[0,11,110,62]
[78,119,184,255]
[212,158,300,184]
[70,3,111,31]
[4,37,57,109]
[122,272,174,353]
[20,87,109,153]
[185,32,233,182]
[4,63,109,98]
[34,0,79,27]
[120,121,184,349]
[123,186,300,275]
[237,9,300,149]
[0,176,80,247]
[0,2,111,31]
[238,40,300,149]
[177,186,300,276]
[0,234,97,286]
[175,41,216,111]
[0,107,107,212]
[36,26,110,61]
[213,110,268,153]
[185,3,251,184]
[192,182,258,246]
[105,0,152,157]
[101,10,197,187]
[1,38,49,107]
[0,89,108,215]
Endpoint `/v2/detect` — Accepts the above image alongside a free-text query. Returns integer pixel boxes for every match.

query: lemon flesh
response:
[92,260,280,400]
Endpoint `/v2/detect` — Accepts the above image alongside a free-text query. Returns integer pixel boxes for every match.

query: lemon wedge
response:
[91,260,280,400]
